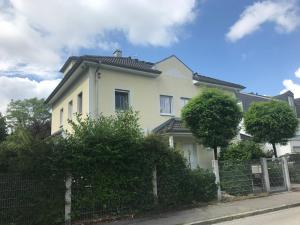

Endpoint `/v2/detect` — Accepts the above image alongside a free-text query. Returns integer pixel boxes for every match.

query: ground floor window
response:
[183,143,198,169]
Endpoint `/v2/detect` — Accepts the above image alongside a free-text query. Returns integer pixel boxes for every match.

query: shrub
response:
[188,169,217,202]
[220,140,265,161]
[142,134,217,206]
[0,111,218,223]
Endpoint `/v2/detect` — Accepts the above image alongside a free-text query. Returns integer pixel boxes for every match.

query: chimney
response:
[113,49,122,57]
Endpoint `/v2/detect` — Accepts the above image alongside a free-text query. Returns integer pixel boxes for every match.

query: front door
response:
[183,144,198,169]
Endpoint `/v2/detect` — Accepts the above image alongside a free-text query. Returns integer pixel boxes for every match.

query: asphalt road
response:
[214,207,300,225]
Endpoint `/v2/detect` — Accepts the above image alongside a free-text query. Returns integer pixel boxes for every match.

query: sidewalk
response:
[104,191,300,225]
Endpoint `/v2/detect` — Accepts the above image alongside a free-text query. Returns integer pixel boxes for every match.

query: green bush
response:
[188,169,217,202]
[220,140,265,161]
[143,135,217,207]
[0,111,217,223]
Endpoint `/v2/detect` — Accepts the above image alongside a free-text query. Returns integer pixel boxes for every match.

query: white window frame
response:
[180,97,191,108]
[68,100,73,121]
[77,92,83,114]
[160,95,173,115]
[115,89,130,111]
[59,108,64,128]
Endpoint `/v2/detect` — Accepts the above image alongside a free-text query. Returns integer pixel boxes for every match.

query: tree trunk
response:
[272,143,278,158]
[213,147,218,160]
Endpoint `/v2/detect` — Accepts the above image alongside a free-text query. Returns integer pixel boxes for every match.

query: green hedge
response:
[0,111,217,224]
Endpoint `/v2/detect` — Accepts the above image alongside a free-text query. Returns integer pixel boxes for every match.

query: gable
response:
[154,55,193,79]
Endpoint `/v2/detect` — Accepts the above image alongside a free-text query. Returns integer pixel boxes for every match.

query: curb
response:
[183,202,300,225]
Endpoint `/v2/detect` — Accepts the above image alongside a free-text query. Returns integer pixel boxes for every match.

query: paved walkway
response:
[215,206,300,225]
[104,191,300,225]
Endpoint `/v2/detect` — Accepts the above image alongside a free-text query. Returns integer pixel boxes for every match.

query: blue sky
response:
[0,0,300,112]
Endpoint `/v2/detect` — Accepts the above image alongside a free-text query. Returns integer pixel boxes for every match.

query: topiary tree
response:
[244,101,298,158]
[182,88,242,159]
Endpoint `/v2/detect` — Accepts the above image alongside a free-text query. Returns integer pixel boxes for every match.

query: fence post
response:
[152,166,158,205]
[212,160,221,201]
[65,172,72,225]
[282,157,291,191]
[261,158,271,193]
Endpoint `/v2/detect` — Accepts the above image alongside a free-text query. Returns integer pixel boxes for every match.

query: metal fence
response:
[266,158,286,192]
[1,156,299,224]
[218,160,265,197]
[287,154,300,190]
[0,174,65,225]
[215,157,292,200]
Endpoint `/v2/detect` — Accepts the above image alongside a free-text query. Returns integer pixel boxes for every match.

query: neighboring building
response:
[46,50,245,170]
[236,91,300,156]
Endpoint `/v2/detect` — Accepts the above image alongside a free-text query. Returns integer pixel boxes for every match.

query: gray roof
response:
[193,73,245,90]
[153,118,191,134]
[60,55,161,74]
[236,92,271,111]
[237,91,299,118]
[46,55,161,103]
[273,90,294,102]
[47,54,245,104]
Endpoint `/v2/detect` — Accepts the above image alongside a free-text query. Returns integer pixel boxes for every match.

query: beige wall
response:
[52,56,237,135]
[51,72,90,134]
[97,56,224,132]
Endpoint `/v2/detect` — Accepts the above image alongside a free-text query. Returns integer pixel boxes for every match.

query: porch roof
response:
[153,118,191,134]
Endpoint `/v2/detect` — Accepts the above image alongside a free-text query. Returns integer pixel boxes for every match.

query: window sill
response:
[160,113,175,117]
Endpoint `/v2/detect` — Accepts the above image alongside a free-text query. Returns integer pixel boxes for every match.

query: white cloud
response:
[226,0,300,42]
[295,67,300,77]
[282,79,300,98]
[0,76,60,113]
[0,0,197,78]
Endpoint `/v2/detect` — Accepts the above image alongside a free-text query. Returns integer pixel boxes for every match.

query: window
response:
[180,97,190,108]
[115,90,129,111]
[160,95,173,115]
[59,108,64,127]
[77,92,83,114]
[68,101,73,120]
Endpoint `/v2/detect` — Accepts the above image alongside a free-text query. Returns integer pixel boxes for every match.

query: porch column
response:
[169,135,174,148]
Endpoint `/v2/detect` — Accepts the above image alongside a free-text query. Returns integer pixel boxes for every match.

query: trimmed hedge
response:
[0,111,217,224]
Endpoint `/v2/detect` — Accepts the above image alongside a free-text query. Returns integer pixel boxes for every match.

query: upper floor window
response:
[68,100,73,120]
[59,108,64,127]
[77,92,83,114]
[115,90,129,111]
[160,95,173,115]
[180,97,190,108]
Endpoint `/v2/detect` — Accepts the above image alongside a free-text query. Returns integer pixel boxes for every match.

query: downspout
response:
[95,64,101,117]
